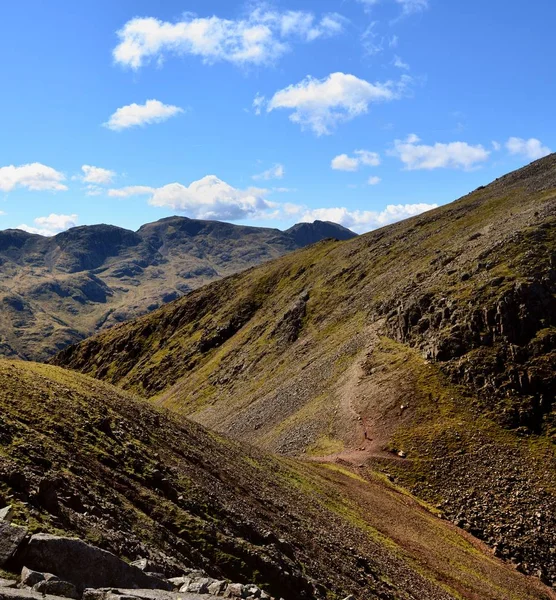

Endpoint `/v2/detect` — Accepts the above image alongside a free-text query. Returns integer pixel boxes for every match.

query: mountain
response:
[0,359,551,600]
[54,154,556,587]
[0,217,356,361]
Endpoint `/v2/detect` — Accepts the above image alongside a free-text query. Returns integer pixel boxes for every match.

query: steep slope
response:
[2,361,551,600]
[0,217,355,361]
[55,154,556,586]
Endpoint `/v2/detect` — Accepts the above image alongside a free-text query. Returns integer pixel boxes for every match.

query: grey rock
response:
[0,581,16,590]
[33,579,79,599]
[0,588,66,600]
[131,559,148,571]
[19,568,45,588]
[19,534,172,592]
[167,577,188,591]
[0,523,27,567]
[82,590,213,600]
[207,581,227,595]
[0,507,14,523]
[185,578,211,593]
[243,585,260,597]
[223,584,244,598]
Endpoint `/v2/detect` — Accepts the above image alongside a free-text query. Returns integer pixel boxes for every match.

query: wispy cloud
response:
[252,164,285,181]
[113,10,346,70]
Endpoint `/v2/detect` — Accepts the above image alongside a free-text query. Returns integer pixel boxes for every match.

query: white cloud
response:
[331,149,381,171]
[368,176,381,185]
[361,22,384,56]
[396,0,429,15]
[104,99,183,131]
[393,55,409,70]
[264,72,409,135]
[301,202,437,233]
[492,141,501,151]
[85,185,103,196]
[107,185,155,198]
[505,137,551,161]
[18,213,78,236]
[331,154,359,171]
[81,164,115,185]
[113,10,346,70]
[253,94,265,115]
[148,176,275,221]
[0,163,67,192]
[252,163,285,181]
[390,134,490,170]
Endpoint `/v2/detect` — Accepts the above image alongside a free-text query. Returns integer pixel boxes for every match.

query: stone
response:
[0,581,16,589]
[244,585,261,598]
[18,535,172,593]
[0,523,27,567]
[33,579,79,599]
[0,507,14,523]
[224,583,244,598]
[19,568,45,588]
[131,559,148,571]
[207,581,227,595]
[82,590,216,600]
[167,577,188,591]
[185,578,211,593]
[0,589,66,600]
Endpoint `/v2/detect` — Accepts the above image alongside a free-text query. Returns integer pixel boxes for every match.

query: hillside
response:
[0,360,553,600]
[54,154,556,587]
[0,217,355,361]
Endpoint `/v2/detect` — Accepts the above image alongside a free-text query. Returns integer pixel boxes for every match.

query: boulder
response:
[0,523,27,567]
[18,535,172,592]
[224,584,244,598]
[183,578,211,593]
[0,589,65,600]
[19,568,45,588]
[0,507,14,523]
[207,581,227,595]
[33,578,79,599]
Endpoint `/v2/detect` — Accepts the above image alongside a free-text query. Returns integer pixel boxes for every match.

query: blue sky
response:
[0,0,554,235]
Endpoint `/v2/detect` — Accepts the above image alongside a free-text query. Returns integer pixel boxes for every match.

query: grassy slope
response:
[0,360,553,600]
[53,155,556,587]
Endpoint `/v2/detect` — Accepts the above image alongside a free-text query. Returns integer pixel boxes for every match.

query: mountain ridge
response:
[0,217,355,361]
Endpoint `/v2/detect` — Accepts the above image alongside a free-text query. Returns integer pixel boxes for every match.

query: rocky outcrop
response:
[0,522,27,567]
[19,535,171,593]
